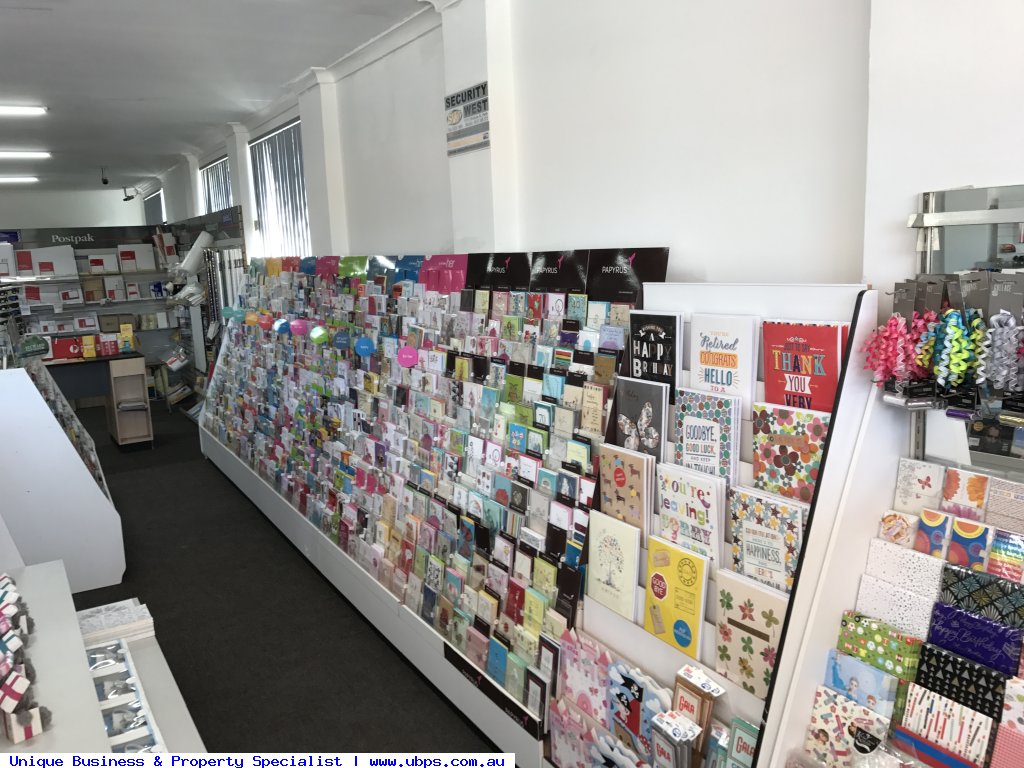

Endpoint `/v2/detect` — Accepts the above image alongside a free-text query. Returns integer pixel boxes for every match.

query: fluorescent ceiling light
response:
[0,177,38,183]
[0,151,50,160]
[0,106,46,117]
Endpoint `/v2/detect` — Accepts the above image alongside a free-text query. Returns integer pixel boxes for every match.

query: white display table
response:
[0,561,205,753]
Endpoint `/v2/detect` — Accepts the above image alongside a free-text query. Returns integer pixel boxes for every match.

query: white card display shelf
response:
[0,369,125,592]
[0,561,205,753]
[199,425,545,767]
[640,283,879,765]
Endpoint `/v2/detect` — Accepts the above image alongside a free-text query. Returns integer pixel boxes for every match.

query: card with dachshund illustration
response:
[598,442,654,543]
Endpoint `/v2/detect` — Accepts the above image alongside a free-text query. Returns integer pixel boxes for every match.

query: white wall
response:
[863,0,1024,300]
[0,189,144,228]
[339,25,454,253]
[508,0,870,282]
[160,160,194,223]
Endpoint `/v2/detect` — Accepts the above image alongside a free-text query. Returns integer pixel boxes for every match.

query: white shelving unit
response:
[641,283,878,765]
[199,427,541,766]
[0,369,125,592]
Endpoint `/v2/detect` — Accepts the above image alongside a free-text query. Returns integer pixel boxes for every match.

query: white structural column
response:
[295,67,350,256]
[224,123,260,257]
[434,0,520,251]
[183,152,201,218]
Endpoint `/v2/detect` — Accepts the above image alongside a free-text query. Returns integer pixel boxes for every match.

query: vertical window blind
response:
[143,189,165,225]
[201,157,233,214]
[248,120,311,258]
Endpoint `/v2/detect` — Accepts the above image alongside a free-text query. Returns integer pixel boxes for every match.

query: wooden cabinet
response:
[105,356,152,445]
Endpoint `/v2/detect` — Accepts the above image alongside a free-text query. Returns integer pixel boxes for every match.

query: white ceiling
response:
[0,0,423,190]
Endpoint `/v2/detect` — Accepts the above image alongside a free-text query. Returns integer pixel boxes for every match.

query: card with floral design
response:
[751,403,830,503]
[940,467,990,521]
[836,610,922,682]
[728,486,807,593]
[714,569,787,700]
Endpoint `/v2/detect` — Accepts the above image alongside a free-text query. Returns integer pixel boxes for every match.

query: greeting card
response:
[946,518,993,570]
[751,403,830,503]
[928,602,1023,677]
[823,649,898,719]
[762,320,844,412]
[643,537,708,659]
[916,642,1007,721]
[836,610,922,681]
[673,388,741,483]
[879,511,919,548]
[628,311,684,391]
[855,573,934,640]
[728,486,807,593]
[558,629,612,726]
[940,468,990,521]
[985,477,1024,534]
[900,683,993,765]
[804,686,890,768]
[988,529,1024,582]
[689,313,758,417]
[865,538,945,602]
[597,442,653,536]
[715,569,787,699]
[586,511,642,620]
[656,463,727,568]
[616,376,670,462]
[893,458,945,514]
[606,660,671,762]
[939,563,1024,628]
[915,509,952,558]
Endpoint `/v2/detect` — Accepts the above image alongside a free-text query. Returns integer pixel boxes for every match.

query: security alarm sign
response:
[446,81,489,157]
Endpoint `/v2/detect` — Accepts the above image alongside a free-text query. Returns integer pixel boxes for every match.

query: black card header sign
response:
[586,247,670,303]
[466,252,532,291]
[529,250,588,293]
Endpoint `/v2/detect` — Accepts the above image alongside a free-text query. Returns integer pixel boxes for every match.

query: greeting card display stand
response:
[638,283,878,764]
[199,282,877,767]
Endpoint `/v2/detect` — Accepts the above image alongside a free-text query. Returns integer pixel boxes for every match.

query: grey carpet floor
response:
[72,405,494,753]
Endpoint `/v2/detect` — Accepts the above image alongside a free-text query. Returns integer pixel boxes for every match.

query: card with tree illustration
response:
[586,510,641,620]
[714,569,787,700]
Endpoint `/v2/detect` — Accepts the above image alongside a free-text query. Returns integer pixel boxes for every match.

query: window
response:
[248,120,311,257]
[201,157,233,214]
[143,189,166,225]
